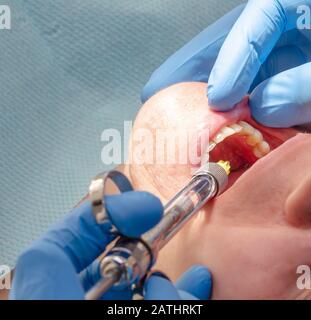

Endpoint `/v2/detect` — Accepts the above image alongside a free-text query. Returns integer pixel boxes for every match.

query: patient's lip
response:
[198,97,250,144]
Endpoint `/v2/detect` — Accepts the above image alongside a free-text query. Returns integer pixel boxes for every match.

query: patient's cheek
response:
[285,174,311,227]
[129,83,210,198]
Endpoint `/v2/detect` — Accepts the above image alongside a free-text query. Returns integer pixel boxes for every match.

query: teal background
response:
[0,0,244,267]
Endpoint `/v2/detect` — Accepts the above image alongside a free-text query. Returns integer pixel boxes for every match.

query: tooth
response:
[213,133,224,144]
[200,140,218,165]
[229,123,243,133]
[254,129,263,141]
[239,121,255,135]
[253,141,270,158]
[257,141,270,155]
[208,141,217,152]
[200,141,217,166]
[221,126,236,136]
[200,147,210,165]
[213,126,236,144]
[253,147,264,158]
[245,129,263,146]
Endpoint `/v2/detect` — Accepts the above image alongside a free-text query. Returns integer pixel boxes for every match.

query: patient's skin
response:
[124,82,311,300]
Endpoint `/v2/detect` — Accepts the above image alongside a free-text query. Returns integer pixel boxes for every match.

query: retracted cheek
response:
[285,174,311,227]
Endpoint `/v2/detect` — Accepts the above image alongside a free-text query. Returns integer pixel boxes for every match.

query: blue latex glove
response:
[142,0,311,128]
[144,266,212,300]
[10,191,212,300]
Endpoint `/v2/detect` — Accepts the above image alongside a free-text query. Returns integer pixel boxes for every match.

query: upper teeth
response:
[245,129,263,146]
[206,120,271,160]
[213,126,236,144]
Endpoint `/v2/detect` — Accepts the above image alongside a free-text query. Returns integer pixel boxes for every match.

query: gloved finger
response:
[208,0,310,111]
[250,44,309,92]
[80,260,132,300]
[250,62,311,127]
[141,4,245,103]
[11,242,85,299]
[105,191,163,238]
[80,259,101,293]
[175,265,212,300]
[144,272,181,300]
[37,191,163,273]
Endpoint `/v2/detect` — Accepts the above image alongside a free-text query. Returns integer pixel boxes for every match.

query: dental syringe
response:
[85,161,231,300]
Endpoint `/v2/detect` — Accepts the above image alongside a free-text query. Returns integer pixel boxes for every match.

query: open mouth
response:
[196,102,298,189]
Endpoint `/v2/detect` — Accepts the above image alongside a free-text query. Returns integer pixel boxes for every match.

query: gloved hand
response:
[10,191,212,300]
[142,0,311,128]
[144,266,212,300]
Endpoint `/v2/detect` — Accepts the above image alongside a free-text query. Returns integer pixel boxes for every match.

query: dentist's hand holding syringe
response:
[10,191,212,300]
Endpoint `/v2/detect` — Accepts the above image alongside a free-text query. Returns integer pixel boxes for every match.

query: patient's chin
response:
[126,82,311,299]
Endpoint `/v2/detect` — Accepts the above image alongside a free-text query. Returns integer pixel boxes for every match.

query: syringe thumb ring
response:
[99,236,155,289]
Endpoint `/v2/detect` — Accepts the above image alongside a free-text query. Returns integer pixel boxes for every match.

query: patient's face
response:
[126,82,311,299]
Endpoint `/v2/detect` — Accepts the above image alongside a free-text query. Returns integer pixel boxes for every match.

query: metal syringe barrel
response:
[85,161,229,300]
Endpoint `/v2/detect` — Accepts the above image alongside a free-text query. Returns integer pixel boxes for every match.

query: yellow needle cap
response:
[217,160,231,176]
